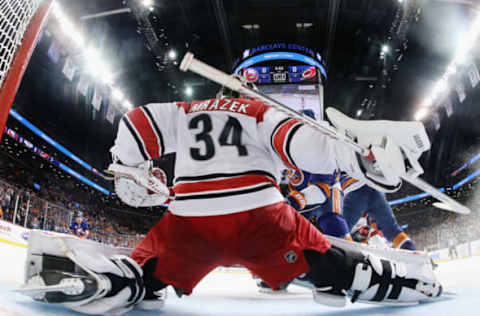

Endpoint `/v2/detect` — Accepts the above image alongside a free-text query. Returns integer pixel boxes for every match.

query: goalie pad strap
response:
[371,259,393,302]
[388,278,417,300]
[108,257,145,307]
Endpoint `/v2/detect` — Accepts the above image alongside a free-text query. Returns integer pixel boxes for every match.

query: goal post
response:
[0,0,54,137]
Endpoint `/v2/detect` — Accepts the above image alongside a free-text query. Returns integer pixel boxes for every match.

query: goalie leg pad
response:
[303,245,442,307]
[19,232,167,315]
[349,254,442,303]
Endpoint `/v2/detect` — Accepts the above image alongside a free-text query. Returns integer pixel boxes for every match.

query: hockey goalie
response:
[19,95,441,315]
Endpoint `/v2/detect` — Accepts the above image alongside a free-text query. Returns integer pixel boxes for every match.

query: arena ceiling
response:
[11,0,480,183]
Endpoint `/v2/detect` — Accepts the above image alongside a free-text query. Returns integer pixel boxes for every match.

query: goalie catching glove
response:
[326,108,430,193]
[108,160,170,207]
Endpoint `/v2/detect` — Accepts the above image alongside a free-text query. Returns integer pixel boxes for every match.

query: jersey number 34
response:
[189,114,248,161]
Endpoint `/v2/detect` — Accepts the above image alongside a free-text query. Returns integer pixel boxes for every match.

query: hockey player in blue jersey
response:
[284,110,414,250]
[69,214,89,239]
[342,178,416,250]
[284,109,351,240]
[285,168,352,240]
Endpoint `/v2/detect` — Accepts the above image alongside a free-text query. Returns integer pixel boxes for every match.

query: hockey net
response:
[0,0,52,133]
[0,0,40,88]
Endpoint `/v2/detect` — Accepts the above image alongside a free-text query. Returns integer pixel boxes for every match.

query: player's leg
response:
[311,181,351,239]
[239,202,331,290]
[364,186,416,250]
[342,185,369,231]
[241,202,441,307]
[315,213,350,238]
[130,212,220,297]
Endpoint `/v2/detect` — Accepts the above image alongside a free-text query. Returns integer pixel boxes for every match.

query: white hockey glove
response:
[326,108,430,193]
[108,161,170,207]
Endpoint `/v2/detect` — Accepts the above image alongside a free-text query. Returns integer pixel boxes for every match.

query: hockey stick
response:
[179,52,471,215]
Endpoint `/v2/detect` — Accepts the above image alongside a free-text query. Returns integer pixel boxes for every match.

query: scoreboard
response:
[233,43,325,119]
[242,65,319,85]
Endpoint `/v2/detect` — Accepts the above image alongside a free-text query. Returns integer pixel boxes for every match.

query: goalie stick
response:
[179,52,470,215]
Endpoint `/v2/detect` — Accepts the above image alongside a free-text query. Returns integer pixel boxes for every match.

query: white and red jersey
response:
[111,98,348,216]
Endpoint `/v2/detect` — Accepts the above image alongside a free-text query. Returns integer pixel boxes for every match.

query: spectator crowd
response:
[0,177,159,248]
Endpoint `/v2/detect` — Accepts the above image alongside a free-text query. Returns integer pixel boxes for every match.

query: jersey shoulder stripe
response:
[271,118,303,169]
[121,116,149,161]
[143,105,165,156]
[125,107,163,159]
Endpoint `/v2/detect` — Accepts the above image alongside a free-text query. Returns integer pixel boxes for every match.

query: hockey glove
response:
[108,160,170,207]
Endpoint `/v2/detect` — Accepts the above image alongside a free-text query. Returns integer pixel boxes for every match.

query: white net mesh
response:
[0,0,41,89]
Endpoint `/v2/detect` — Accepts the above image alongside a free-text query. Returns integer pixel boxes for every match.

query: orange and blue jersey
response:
[285,169,350,239]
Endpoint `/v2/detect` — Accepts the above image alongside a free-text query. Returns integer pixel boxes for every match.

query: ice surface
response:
[0,241,479,315]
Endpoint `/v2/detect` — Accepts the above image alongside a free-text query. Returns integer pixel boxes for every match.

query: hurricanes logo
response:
[302,66,317,80]
[284,250,297,263]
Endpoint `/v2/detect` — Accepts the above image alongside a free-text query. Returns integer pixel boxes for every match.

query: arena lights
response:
[414,108,429,121]
[51,2,85,46]
[415,12,480,121]
[122,100,133,110]
[85,48,112,80]
[421,96,433,108]
[454,17,480,65]
[381,44,390,53]
[168,49,177,60]
[446,63,457,76]
[185,86,193,96]
[52,1,132,112]
[101,73,114,85]
[142,0,153,7]
[112,88,124,101]
[432,77,448,96]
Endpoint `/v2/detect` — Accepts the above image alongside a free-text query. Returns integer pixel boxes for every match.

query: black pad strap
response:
[388,278,418,300]
[371,259,393,301]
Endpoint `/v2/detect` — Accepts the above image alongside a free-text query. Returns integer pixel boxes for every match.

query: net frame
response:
[0,0,53,136]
